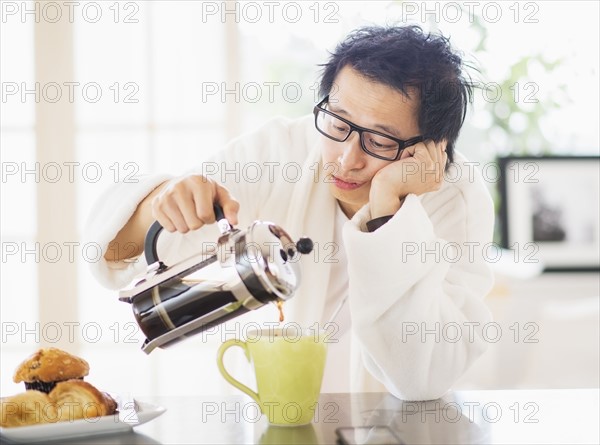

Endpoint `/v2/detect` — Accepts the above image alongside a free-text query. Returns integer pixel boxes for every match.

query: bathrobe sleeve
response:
[83,115,314,290]
[343,155,495,401]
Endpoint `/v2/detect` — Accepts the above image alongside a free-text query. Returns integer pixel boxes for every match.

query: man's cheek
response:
[319,143,338,165]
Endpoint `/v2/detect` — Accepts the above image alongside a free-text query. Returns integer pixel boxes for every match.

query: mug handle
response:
[217,339,262,409]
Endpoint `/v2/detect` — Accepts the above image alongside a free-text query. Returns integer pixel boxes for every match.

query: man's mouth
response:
[332,176,365,191]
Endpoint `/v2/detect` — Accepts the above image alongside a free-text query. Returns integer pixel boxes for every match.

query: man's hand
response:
[369,140,447,218]
[104,175,239,262]
[152,175,239,233]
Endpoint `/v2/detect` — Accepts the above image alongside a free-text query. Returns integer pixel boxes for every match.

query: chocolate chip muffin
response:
[13,348,90,393]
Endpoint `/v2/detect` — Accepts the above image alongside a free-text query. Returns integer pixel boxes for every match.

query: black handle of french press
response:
[144,221,165,267]
[144,204,228,266]
[213,204,226,222]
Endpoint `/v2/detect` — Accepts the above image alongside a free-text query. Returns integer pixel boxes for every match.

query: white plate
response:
[0,395,165,443]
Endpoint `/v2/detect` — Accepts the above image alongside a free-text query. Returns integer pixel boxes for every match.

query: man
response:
[86,25,494,400]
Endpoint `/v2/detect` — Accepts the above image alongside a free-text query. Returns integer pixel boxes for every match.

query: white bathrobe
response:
[85,115,495,401]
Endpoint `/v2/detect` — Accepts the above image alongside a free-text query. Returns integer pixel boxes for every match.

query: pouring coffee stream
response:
[119,204,313,353]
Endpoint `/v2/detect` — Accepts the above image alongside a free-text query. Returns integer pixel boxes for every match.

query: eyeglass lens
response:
[316,110,400,160]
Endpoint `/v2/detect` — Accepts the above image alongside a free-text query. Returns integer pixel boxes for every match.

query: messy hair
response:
[319,25,476,164]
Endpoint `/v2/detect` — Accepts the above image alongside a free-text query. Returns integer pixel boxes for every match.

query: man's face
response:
[318,65,420,218]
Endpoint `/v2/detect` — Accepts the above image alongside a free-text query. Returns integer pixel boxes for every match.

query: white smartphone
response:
[335,426,404,445]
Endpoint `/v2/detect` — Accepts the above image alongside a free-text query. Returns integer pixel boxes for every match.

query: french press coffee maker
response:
[119,205,313,353]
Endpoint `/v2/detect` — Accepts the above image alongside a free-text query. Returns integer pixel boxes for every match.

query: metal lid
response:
[242,221,302,301]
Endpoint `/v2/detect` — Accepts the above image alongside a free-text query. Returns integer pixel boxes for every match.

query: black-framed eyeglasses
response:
[313,96,425,161]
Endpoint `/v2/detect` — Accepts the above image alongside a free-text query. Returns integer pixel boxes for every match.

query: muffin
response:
[13,348,90,393]
[0,390,58,427]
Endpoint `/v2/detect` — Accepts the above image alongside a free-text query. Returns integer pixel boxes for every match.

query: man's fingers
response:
[400,142,419,159]
[215,185,240,225]
[191,179,217,225]
[152,175,239,234]
[179,191,205,231]
[423,139,448,169]
[423,139,440,165]
[153,200,187,233]
[412,141,435,167]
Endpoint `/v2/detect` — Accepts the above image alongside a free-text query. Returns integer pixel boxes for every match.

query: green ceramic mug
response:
[217,327,328,426]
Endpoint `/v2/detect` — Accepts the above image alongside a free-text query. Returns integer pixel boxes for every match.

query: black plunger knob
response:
[296,237,314,254]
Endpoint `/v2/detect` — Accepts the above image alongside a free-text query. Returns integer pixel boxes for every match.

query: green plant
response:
[467,12,567,155]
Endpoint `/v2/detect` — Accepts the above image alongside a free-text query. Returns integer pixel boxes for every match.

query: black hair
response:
[319,25,475,165]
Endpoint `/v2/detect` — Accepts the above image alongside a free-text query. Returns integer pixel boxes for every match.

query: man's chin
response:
[329,184,369,215]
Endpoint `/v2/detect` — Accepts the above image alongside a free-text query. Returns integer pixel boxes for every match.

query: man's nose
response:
[338,131,366,170]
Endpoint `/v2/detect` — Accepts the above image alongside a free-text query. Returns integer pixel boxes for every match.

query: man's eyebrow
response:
[328,104,402,138]
[374,124,401,138]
